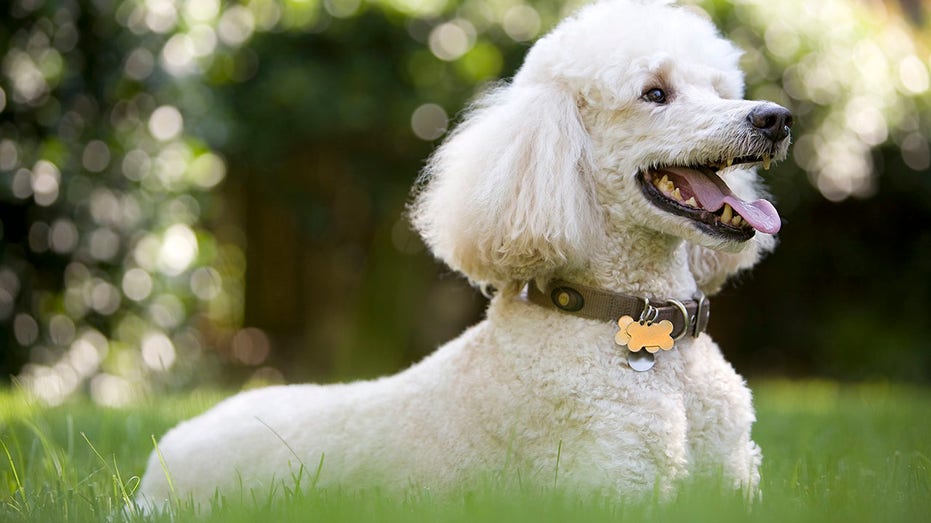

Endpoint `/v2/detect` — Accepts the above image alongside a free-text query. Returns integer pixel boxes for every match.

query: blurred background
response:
[0,0,928,406]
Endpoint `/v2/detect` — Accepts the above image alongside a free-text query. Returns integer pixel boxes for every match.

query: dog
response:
[136,0,791,510]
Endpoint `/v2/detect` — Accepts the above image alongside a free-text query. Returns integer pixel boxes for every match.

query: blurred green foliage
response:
[0,0,929,405]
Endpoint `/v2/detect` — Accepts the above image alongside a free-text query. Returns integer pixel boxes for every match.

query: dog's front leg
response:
[681,336,762,497]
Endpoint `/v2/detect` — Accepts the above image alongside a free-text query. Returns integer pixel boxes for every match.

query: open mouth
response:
[637,156,782,242]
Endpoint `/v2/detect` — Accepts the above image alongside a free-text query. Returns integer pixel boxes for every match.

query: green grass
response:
[0,381,928,522]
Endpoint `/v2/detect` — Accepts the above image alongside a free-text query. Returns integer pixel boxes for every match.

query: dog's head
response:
[411,0,792,293]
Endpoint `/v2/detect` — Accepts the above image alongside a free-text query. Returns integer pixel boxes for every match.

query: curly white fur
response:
[137,0,788,510]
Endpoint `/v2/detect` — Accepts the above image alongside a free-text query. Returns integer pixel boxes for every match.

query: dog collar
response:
[525,280,710,371]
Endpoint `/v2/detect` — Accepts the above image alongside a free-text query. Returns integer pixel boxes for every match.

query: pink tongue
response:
[665,167,781,234]
[720,196,781,234]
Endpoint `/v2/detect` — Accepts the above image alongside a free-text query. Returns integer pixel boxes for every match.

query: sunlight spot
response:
[148,105,184,141]
[141,331,176,371]
[188,25,218,57]
[82,140,111,173]
[813,139,874,201]
[324,0,361,19]
[186,0,220,21]
[249,0,282,30]
[134,234,162,271]
[145,0,179,33]
[69,331,108,376]
[28,221,50,253]
[410,103,448,141]
[387,0,447,17]
[69,340,101,375]
[845,97,887,146]
[0,139,18,170]
[159,224,199,275]
[161,33,198,76]
[90,188,121,225]
[188,152,226,188]
[190,267,222,300]
[50,219,79,254]
[87,279,122,316]
[149,294,185,329]
[11,168,32,199]
[898,55,929,94]
[502,5,540,42]
[24,365,67,406]
[0,267,19,297]
[231,327,271,365]
[763,22,800,60]
[89,227,121,261]
[14,313,39,346]
[155,143,192,187]
[125,47,155,81]
[122,148,152,181]
[901,133,930,171]
[218,5,255,46]
[429,20,475,61]
[122,268,154,301]
[32,160,61,206]
[90,373,134,407]
[4,49,48,104]
[49,314,76,346]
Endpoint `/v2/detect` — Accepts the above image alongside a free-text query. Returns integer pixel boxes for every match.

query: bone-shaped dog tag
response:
[615,316,675,353]
[615,315,676,371]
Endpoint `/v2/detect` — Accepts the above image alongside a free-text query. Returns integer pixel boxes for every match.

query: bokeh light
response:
[141,331,177,371]
[31,160,60,206]
[122,268,154,302]
[231,327,271,366]
[502,4,541,42]
[218,6,256,46]
[158,224,199,276]
[720,0,931,200]
[429,20,475,61]
[411,103,448,140]
[149,105,184,141]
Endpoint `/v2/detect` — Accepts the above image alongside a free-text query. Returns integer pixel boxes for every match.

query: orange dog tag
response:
[615,316,675,354]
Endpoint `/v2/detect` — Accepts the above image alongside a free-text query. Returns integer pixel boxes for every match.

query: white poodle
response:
[137,0,792,510]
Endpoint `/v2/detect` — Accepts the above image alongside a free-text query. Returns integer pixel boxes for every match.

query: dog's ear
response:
[410,82,600,292]
[687,168,777,295]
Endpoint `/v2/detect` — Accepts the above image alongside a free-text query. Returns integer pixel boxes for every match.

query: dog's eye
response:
[642,88,667,104]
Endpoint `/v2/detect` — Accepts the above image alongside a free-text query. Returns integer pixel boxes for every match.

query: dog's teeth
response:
[732,215,742,226]
[684,197,697,207]
[672,188,682,201]
[762,155,771,170]
[660,175,669,186]
[725,158,733,168]
[721,203,733,223]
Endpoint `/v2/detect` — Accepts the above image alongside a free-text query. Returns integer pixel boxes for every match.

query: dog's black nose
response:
[748,104,793,142]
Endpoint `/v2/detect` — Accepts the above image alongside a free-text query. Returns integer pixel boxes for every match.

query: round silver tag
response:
[628,350,655,372]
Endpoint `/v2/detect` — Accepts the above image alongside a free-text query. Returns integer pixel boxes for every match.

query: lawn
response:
[0,380,928,522]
